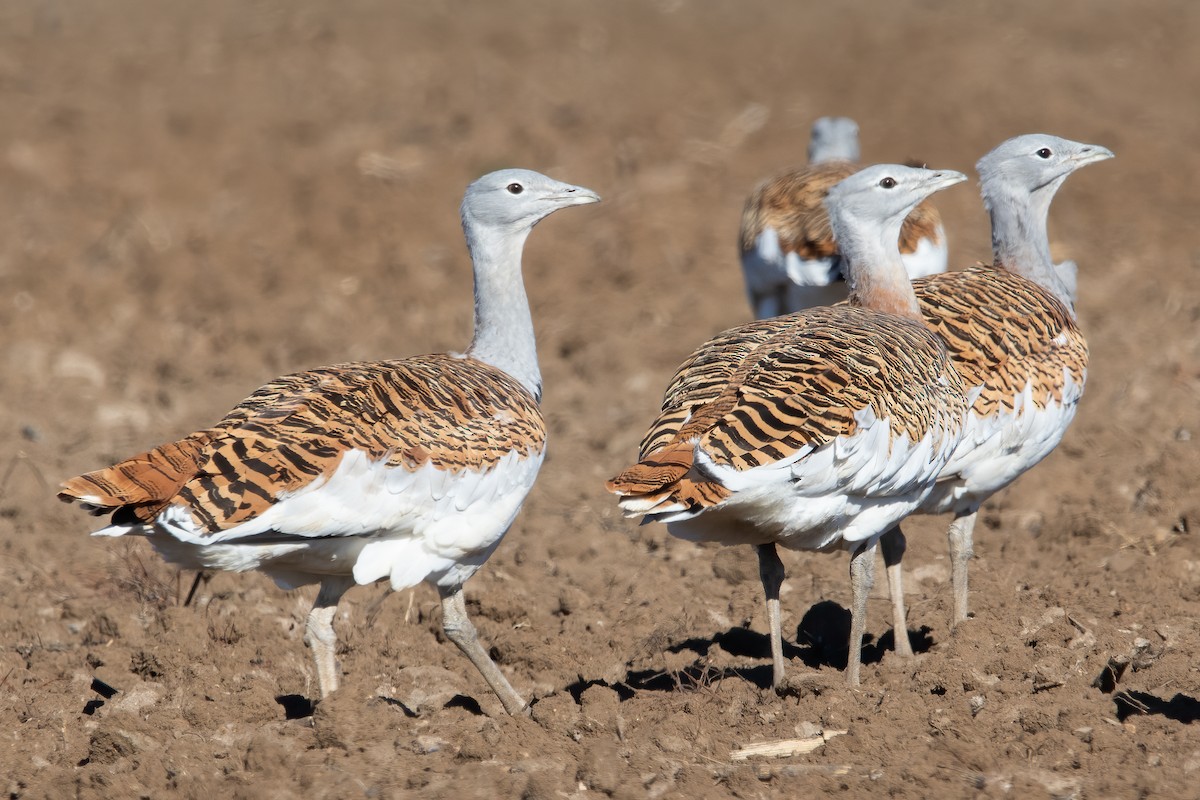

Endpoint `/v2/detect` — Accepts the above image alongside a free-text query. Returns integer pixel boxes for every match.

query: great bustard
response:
[58,169,600,714]
[887,135,1112,629]
[609,164,970,687]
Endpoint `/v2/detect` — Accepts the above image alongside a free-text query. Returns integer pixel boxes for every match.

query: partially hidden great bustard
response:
[609,164,972,687]
[888,134,1112,629]
[738,116,949,318]
[58,169,600,715]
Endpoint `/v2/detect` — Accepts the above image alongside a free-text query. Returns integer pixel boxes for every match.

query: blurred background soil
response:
[2,1,1198,797]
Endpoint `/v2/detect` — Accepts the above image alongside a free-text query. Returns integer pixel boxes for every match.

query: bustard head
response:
[977,134,1114,203]
[808,116,861,164]
[461,169,600,234]
[825,163,966,233]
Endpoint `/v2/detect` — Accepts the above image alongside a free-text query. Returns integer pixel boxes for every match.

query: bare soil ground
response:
[2,1,1198,797]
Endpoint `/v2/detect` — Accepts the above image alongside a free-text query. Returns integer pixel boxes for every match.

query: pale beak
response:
[555,183,601,206]
[1070,144,1115,166]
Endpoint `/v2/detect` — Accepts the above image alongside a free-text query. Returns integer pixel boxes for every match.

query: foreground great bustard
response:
[608,164,971,687]
[890,135,1112,629]
[739,116,948,318]
[58,169,600,713]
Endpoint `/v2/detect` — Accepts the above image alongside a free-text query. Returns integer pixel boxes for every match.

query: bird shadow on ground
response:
[1115,690,1200,724]
[700,599,934,672]
[793,599,936,670]
[584,599,935,699]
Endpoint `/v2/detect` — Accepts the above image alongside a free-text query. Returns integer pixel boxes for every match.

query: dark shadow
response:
[706,627,808,664]
[797,600,936,669]
[870,626,936,663]
[445,694,485,715]
[82,699,105,716]
[564,679,636,703]
[562,599,935,701]
[377,695,419,718]
[275,694,315,719]
[1115,691,1200,724]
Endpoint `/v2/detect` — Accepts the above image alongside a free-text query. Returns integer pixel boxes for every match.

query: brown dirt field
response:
[2,1,1198,797]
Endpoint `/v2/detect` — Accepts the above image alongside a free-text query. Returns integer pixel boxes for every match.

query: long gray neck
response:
[463,221,541,400]
[984,177,1074,313]
[831,212,923,321]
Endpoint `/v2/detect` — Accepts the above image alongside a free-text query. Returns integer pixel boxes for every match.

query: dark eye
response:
[506,183,524,194]
[879,177,896,189]
[1036,148,1052,159]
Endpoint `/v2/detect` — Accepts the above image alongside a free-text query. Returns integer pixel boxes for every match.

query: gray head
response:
[461,169,600,234]
[976,135,1112,307]
[825,163,966,234]
[977,134,1113,205]
[808,116,861,164]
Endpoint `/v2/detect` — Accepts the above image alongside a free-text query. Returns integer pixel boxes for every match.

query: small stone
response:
[392,665,466,716]
[413,734,448,755]
[111,684,162,715]
[794,721,822,739]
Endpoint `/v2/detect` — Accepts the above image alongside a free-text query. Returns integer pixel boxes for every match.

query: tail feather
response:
[58,433,212,522]
[606,440,696,495]
[606,440,729,521]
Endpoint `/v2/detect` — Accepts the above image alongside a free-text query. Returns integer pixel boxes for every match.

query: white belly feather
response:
[98,447,545,591]
[921,369,1084,515]
[666,406,960,552]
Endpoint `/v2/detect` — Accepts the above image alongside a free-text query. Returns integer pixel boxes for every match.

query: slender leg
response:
[846,540,877,687]
[880,526,914,658]
[756,543,787,691]
[305,576,355,699]
[947,511,977,627]
[439,585,528,716]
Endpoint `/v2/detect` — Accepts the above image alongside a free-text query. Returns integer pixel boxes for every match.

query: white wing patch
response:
[898,225,948,279]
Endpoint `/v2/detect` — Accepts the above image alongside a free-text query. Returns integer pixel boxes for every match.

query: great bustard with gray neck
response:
[609,164,971,687]
[58,169,600,715]
[739,116,949,318]
[882,134,1112,634]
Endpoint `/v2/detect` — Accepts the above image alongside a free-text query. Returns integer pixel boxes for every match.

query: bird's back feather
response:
[59,355,546,538]
[609,307,969,518]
